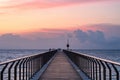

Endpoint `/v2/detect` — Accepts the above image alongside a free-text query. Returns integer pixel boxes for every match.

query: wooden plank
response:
[40,51,82,80]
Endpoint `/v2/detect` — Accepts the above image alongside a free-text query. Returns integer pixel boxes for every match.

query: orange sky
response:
[0,0,120,35]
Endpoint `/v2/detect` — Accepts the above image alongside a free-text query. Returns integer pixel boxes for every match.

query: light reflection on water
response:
[0,49,47,62]
[74,49,120,62]
[1,49,120,63]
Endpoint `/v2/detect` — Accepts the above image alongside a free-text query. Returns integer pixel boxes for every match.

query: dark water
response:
[74,49,120,63]
[0,49,48,63]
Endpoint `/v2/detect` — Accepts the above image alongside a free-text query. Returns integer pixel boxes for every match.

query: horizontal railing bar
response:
[71,51,120,66]
[0,50,55,65]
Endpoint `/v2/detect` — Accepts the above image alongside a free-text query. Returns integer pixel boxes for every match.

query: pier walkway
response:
[1,49,120,80]
[40,51,82,80]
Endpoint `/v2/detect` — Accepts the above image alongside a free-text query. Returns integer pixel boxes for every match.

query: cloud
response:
[0,12,6,14]
[0,33,32,48]
[0,0,118,10]
[0,33,67,49]
[0,23,120,49]
[82,23,120,38]
[74,29,107,44]
[41,28,69,32]
[24,28,70,39]
[74,30,88,43]
[74,29,120,49]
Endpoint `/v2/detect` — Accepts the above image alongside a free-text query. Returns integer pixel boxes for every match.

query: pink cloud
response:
[0,0,119,10]
[0,12,5,14]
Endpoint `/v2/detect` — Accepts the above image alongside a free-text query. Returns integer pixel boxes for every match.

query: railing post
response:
[8,62,15,80]
[26,58,30,80]
[28,57,31,79]
[92,59,98,80]
[87,57,92,78]
[23,59,28,80]
[92,59,95,80]
[105,62,112,80]
[14,60,20,80]
[100,61,106,80]
[19,59,25,80]
[112,64,119,80]
[96,60,101,80]
[90,58,93,79]
[0,63,8,80]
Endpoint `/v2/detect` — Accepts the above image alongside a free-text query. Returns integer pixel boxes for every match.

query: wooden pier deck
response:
[40,51,82,80]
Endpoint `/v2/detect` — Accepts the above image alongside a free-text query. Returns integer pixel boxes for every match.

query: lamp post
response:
[66,39,70,50]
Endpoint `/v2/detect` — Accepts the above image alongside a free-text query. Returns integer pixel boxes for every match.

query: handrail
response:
[0,50,57,80]
[63,50,120,80]
[72,51,120,66]
[0,50,51,65]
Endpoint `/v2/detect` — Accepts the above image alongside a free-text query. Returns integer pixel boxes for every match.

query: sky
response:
[0,0,120,49]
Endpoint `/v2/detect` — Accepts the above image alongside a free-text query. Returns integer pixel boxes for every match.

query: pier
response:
[40,51,81,80]
[0,49,120,80]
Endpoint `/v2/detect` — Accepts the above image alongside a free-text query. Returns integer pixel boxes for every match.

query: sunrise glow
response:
[0,0,120,49]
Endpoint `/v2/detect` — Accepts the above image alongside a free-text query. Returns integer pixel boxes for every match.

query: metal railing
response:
[63,50,120,80]
[0,50,57,80]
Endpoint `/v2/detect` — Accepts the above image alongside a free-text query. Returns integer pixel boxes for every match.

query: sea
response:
[0,49,120,63]
[0,49,48,63]
[74,49,120,63]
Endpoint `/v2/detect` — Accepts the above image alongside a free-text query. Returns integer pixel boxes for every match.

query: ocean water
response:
[74,49,120,63]
[0,49,48,63]
[0,49,120,63]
